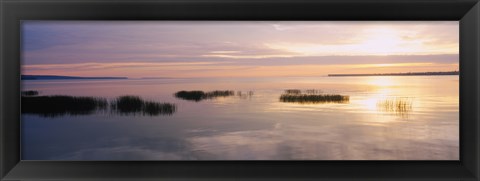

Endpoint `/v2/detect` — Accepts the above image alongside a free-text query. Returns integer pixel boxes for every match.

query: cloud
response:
[21,21,459,77]
[22,54,458,78]
[22,21,458,62]
[22,37,296,64]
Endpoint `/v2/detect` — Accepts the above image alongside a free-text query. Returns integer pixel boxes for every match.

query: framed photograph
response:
[1,0,479,180]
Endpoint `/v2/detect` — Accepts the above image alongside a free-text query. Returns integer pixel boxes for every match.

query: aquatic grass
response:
[204,90,235,98]
[285,89,301,94]
[143,101,176,116]
[21,95,108,117]
[111,95,176,116]
[284,89,322,95]
[22,94,176,117]
[236,91,254,99]
[21,90,39,96]
[111,96,144,114]
[174,90,234,102]
[280,94,349,104]
[377,97,413,116]
[305,89,322,94]
[174,91,205,101]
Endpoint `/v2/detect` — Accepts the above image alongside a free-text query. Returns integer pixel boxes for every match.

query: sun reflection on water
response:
[365,76,397,87]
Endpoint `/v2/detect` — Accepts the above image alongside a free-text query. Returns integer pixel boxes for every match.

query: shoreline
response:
[328,71,459,77]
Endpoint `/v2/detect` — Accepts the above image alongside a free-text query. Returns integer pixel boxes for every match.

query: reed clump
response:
[111,96,144,114]
[284,89,322,95]
[111,95,176,116]
[21,95,108,117]
[285,89,301,94]
[305,89,322,94]
[204,90,235,99]
[237,91,254,99]
[174,90,234,102]
[143,101,176,116]
[280,94,349,104]
[376,97,413,115]
[22,92,176,117]
[21,90,39,96]
[280,89,347,104]
[174,91,205,101]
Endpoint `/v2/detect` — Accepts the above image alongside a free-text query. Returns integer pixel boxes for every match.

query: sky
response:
[21,21,459,78]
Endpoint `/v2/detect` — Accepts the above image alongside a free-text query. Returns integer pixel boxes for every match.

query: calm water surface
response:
[21,76,459,160]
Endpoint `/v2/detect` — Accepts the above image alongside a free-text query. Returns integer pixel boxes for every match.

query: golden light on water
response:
[360,86,393,112]
[366,76,397,87]
[359,77,401,123]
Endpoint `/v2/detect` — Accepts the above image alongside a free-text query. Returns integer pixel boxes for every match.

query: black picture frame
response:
[1,0,479,180]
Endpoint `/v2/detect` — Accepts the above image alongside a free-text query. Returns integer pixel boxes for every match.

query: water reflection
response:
[52,136,195,160]
[366,76,397,87]
[362,77,415,118]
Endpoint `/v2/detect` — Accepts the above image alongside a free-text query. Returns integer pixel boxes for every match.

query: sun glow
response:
[265,27,455,56]
[359,86,394,113]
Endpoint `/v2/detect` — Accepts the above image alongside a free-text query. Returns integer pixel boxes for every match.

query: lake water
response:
[21,76,459,160]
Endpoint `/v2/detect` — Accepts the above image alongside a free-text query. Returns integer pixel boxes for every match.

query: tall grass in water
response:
[305,89,322,94]
[21,95,108,117]
[174,91,205,101]
[174,90,234,101]
[204,90,235,99]
[111,96,144,114]
[21,90,39,96]
[111,95,176,116]
[376,97,413,117]
[280,89,347,104]
[143,101,176,116]
[236,91,254,99]
[280,94,349,104]
[285,89,301,94]
[284,89,322,95]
